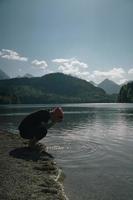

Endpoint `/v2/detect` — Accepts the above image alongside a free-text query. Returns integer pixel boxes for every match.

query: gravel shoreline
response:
[0,130,68,200]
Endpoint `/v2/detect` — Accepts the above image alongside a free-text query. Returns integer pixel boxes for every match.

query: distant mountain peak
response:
[98,79,120,94]
[101,78,117,84]
[15,73,34,78]
[0,69,10,80]
[23,73,33,78]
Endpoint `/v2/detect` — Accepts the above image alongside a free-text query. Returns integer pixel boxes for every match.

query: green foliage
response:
[117,82,133,103]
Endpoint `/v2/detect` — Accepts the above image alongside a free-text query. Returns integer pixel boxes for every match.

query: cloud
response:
[52,58,128,84]
[118,78,128,85]
[31,59,48,69]
[89,68,126,84]
[128,68,133,74]
[53,58,88,69]
[93,68,125,79]
[52,58,90,79]
[0,49,28,61]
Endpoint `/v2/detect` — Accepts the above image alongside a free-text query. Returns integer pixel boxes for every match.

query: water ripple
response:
[45,139,106,168]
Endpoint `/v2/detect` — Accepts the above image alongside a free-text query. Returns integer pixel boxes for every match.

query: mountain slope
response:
[89,81,97,87]
[98,79,121,94]
[0,73,116,104]
[0,69,10,80]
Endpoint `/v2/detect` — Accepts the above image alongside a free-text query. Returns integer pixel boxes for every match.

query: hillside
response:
[0,69,10,80]
[0,73,116,104]
[117,81,133,103]
[98,79,121,94]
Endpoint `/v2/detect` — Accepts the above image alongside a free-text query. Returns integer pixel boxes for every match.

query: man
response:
[18,107,64,150]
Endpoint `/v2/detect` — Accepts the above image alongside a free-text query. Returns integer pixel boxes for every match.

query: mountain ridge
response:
[0,73,116,104]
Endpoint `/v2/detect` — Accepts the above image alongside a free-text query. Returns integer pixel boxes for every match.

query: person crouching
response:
[18,107,64,150]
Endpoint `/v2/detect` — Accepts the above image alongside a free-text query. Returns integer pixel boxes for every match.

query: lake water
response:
[0,103,133,200]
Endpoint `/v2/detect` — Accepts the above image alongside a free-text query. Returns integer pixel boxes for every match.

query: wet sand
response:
[0,130,68,200]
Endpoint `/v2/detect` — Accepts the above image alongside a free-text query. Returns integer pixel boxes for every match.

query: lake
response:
[0,103,133,200]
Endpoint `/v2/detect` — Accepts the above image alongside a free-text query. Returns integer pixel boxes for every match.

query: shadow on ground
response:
[9,147,54,161]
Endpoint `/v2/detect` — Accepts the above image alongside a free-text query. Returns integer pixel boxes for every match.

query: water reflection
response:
[42,104,133,170]
[1,103,133,200]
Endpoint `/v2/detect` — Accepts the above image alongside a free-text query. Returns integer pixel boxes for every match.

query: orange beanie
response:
[53,107,64,119]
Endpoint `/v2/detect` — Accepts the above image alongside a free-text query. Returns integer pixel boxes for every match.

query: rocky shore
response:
[0,130,68,200]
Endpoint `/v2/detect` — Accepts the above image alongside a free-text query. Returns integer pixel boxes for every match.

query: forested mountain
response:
[0,69,10,80]
[0,73,116,104]
[117,81,133,103]
[98,79,120,94]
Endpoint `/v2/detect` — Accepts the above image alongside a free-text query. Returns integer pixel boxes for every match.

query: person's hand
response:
[52,115,63,123]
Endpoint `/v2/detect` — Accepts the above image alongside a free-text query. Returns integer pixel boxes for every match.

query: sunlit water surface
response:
[0,103,133,200]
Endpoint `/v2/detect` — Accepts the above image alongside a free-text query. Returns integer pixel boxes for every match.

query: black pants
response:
[19,125,47,140]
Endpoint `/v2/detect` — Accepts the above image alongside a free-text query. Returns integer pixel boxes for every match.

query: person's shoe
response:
[28,137,37,149]
[34,142,47,153]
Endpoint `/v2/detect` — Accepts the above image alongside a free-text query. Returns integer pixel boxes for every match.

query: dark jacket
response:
[18,110,51,140]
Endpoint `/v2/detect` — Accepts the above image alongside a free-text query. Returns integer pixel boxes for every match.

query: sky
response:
[0,0,133,84]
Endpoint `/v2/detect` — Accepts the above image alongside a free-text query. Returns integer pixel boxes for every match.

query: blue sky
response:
[0,0,133,83]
